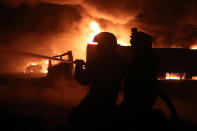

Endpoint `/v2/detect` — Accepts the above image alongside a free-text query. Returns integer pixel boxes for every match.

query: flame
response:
[25,60,48,74]
[165,73,185,80]
[89,21,101,44]
[117,40,130,46]
[24,21,129,74]
[42,60,49,73]
[90,21,100,35]
[192,76,197,80]
[88,21,128,46]
[30,62,38,66]
[190,44,197,50]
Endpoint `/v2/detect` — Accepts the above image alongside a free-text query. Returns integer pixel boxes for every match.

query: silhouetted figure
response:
[67,32,126,130]
[124,28,158,111]
[119,28,166,130]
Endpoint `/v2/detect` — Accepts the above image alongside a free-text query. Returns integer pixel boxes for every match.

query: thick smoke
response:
[1,0,197,124]
[83,0,197,48]
[1,0,197,72]
[0,2,84,72]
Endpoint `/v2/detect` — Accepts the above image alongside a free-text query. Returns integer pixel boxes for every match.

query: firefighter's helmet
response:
[93,32,117,50]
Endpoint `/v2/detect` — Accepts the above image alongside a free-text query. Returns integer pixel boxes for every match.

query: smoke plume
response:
[0,0,197,72]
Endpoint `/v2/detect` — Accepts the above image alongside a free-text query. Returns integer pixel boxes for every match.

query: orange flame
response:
[26,60,48,74]
[25,21,129,74]
[190,44,197,50]
[42,60,49,73]
[88,21,101,44]
[165,73,185,80]
[192,76,197,80]
[30,62,38,66]
[88,21,128,46]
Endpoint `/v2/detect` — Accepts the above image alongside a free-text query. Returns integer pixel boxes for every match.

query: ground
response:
[0,73,197,130]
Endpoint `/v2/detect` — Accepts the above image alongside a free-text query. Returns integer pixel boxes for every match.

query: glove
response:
[74,59,85,67]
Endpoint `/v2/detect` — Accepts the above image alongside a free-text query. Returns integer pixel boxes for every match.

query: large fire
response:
[25,21,129,74]
[88,21,129,46]
[165,73,185,80]
[190,44,197,50]
[25,60,48,74]
[24,23,197,78]
[89,21,101,43]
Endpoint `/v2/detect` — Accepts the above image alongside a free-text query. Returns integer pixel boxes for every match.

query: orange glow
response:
[165,73,185,80]
[26,60,48,74]
[87,21,129,46]
[25,21,129,73]
[192,76,197,80]
[89,21,101,43]
[117,40,130,46]
[42,60,49,73]
[30,63,38,66]
[190,44,197,50]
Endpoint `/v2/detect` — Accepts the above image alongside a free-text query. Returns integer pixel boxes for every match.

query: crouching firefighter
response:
[67,32,126,130]
[119,28,179,131]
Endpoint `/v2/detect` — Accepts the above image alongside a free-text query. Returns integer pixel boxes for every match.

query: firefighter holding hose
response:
[68,32,126,130]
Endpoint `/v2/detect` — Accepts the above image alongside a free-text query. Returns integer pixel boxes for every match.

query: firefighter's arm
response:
[74,59,92,85]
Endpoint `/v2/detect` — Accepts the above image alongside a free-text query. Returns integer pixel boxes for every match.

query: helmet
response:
[93,32,117,49]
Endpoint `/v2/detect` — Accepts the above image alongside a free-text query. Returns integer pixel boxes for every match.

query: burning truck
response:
[86,44,197,80]
[22,50,73,77]
[25,64,43,74]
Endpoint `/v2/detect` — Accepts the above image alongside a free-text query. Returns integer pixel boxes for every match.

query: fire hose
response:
[1,49,180,129]
[158,88,180,130]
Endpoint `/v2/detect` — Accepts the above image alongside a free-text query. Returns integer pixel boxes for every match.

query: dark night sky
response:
[0,0,197,72]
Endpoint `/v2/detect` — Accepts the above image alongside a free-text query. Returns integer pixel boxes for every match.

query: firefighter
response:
[67,32,126,130]
[120,28,170,130]
[123,28,158,110]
